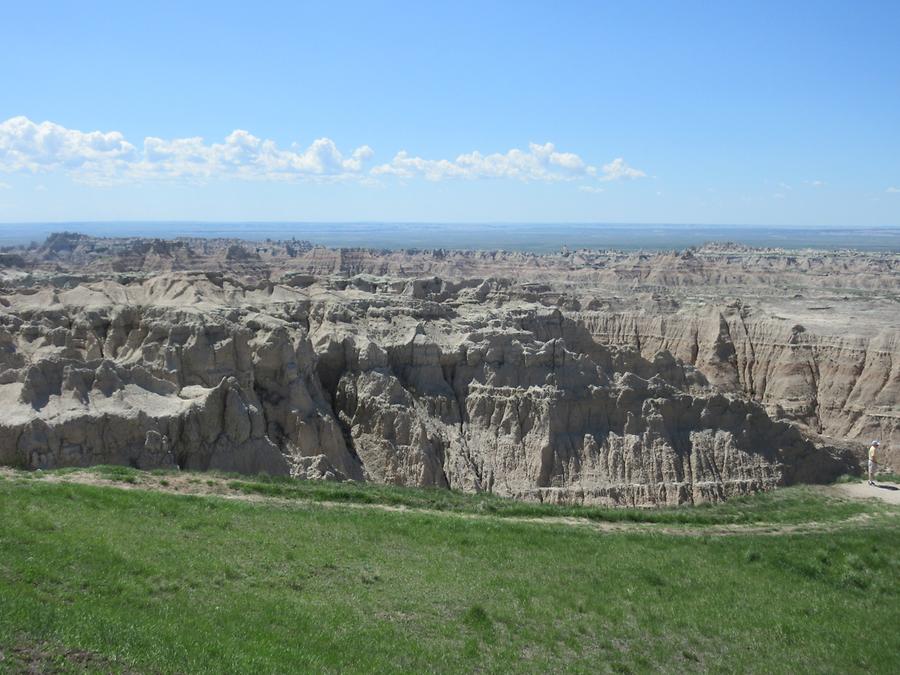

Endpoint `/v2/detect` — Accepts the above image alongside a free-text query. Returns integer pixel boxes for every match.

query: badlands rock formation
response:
[1,233,895,505]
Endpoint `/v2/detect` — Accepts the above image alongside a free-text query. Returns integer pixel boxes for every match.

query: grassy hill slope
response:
[1,470,898,673]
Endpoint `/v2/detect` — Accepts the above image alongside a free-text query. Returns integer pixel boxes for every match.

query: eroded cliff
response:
[1,234,894,504]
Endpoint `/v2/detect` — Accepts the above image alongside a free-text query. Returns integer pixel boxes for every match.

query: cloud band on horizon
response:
[0,116,645,187]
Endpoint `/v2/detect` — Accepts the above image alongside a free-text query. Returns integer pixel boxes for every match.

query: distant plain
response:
[2,223,900,252]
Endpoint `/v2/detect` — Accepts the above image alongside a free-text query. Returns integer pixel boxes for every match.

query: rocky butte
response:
[1,233,897,506]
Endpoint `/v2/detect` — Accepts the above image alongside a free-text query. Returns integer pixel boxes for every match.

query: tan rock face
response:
[324,313,850,505]
[0,234,894,504]
[580,309,899,470]
[0,307,357,480]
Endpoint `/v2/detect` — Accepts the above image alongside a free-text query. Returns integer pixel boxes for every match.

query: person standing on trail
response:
[868,441,880,485]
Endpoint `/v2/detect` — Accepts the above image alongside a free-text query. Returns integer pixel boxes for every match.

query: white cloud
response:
[599,157,646,181]
[372,142,591,182]
[578,185,605,194]
[132,132,373,183]
[0,181,11,189]
[372,142,645,184]
[0,117,136,182]
[805,180,825,187]
[0,116,645,188]
[0,116,373,184]
[887,186,900,193]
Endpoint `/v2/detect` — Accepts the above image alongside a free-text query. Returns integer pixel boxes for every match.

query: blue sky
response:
[1,0,898,225]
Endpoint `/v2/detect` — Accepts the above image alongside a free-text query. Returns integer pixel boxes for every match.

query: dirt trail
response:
[2,468,897,537]
[829,481,900,505]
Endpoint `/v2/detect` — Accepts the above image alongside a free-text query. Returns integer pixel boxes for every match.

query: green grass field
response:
[1,470,898,673]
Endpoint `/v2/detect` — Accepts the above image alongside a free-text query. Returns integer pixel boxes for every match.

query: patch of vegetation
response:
[0,639,130,673]
[225,476,879,525]
[0,480,898,673]
[835,472,900,484]
[13,465,897,526]
[86,464,142,484]
[834,474,863,484]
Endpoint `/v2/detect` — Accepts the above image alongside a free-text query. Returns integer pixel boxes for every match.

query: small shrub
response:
[794,561,822,580]
[840,568,870,590]
[874,471,900,483]
[360,570,381,585]
[462,604,493,633]
[90,465,141,484]
[640,570,666,587]
[844,554,865,571]
[682,650,700,663]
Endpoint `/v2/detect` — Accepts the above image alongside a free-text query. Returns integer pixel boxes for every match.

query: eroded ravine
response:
[0,234,896,506]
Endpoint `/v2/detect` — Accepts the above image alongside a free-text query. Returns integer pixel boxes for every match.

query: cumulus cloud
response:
[372,142,589,181]
[133,131,374,182]
[0,116,373,184]
[887,186,900,193]
[0,117,136,182]
[372,142,645,184]
[0,181,11,189]
[599,157,646,181]
[0,116,645,188]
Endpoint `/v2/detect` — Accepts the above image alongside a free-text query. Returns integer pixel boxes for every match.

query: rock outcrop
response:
[0,234,892,504]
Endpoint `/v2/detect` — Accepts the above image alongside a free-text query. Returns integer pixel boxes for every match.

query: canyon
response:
[0,233,896,505]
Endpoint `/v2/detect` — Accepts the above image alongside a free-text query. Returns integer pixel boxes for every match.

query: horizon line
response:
[2,220,899,229]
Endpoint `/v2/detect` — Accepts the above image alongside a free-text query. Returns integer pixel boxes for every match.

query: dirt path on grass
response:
[2,467,897,537]
[829,481,900,505]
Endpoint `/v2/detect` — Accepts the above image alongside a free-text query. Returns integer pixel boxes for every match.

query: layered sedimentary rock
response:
[580,309,899,454]
[0,304,357,480]
[1,233,895,504]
